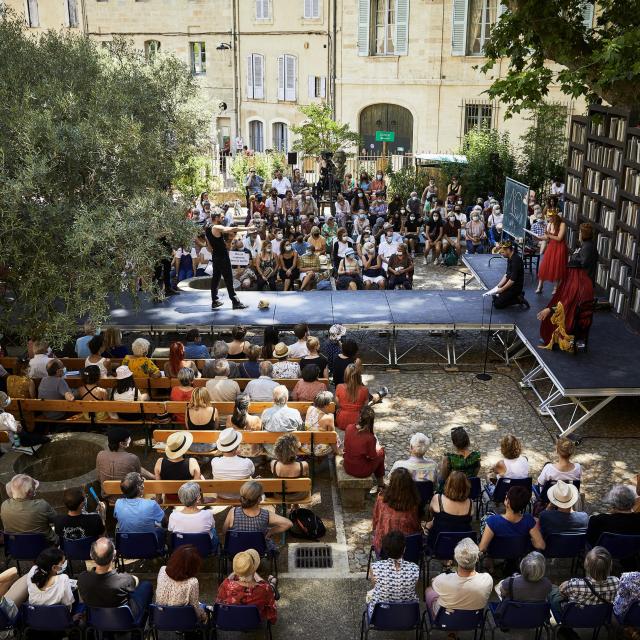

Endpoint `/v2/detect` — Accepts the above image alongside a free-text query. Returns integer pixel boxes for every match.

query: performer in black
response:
[492,240,530,310]
[204,210,255,310]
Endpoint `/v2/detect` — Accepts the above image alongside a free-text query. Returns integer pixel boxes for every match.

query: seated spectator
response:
[185,387,218,437]
[539,480,588,537]
[372,468,421,553]
[0,392,21,450]
[225,393,263,458]
[245,361,279,401]
[303,391,338,457]
[292,365,327,402]
[549,547,619,631]
[168,482,218,547]
[164,341,199,379]
[336,364,384,431]
[537,437,582,490]
[114,472,166,543]
[170,367,196,424]
[343,406,385,493]
[85,334,111,378]
[1,474,57,544]
[336,248,363,290]
[425,472,473,548]
[6,357,35,399]
[101,326,129,359]
[425,538,493,616]
[367,531,420,615]
[613,571,640,631]
[154,432,202,503]
[222,480,292,541]
[109,365,150,419]
[332,337,361,386]
[27,547,74,608]
[216,548,277,623]
[261,385,303,437]
[288,323,310,358]
[54,487,106,541]
[239,345,261,378]
[587,485,640,546]
[75,321,96,358]
[205,360,240,402]
[78,537,153,618]
[271,343,301,379]
[298,245,321,290]
[479,485,545,553]
[227,325,251,359]
[495,551,553,604]
[37,359,75,420]
[77,365,109,421]
[211,428,255,498]
[270,433,309,479]
[440,426,481,485]
[156,545,207,623]
[27,340,51,379]
[183,328,211,360]
[465,209,486,254]
[261,327,280,361]
[486,434,529,497]
[254,243,278,292]
[361,242,386,290]
[96,426,154,501]
[203,341,241,378]
[299,337,328,379]
[122,338,161,378]
[390,432,437,482]
[387,243,414,290]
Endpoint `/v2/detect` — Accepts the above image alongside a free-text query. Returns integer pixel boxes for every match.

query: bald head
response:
[90,537,116,567]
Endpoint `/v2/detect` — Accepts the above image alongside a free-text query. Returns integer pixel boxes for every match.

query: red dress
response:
[372,494,421,552]
[216,578,277,623]
[170,386,193,424]
[335,384,369,430]
[538,230,568,283]
[343,423,385,479]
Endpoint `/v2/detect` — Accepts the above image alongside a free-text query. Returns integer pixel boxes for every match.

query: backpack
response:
[288,508,326,540]
[443,246,458,266]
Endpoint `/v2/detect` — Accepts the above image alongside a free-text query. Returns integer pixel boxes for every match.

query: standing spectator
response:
[183,329,211,360]
[244,361,279,401]
[164,341,199,379]
[336,364,370,431]
[421,177,438,205]
[206,360,240,401]
[390,433,437,482]
[75,321,96,358]
[122,338,160,378]
[54,487,106,541]
[287,323,310,359]
[271,344,301,379]
[343,406,385,493]
[271,169,291,197]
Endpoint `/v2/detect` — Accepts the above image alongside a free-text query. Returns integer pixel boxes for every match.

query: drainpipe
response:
[232,0,240,145]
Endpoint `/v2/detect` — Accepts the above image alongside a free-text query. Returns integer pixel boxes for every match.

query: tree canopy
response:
[483,0,640,116]
[291,103,361,155]
[0,12,207,346]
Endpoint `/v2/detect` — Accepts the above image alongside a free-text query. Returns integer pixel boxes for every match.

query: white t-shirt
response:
[175,247,198,260]
[537,462,582,487]
[168,508,214,534]
[501,455,530,479]
[488,213,504,227]
[211,456,255,481]
[378,239,400,270]
[198,247,212,264]
[432,571,493,613]
[26,567,75,608]
[271,238,283,255]
[0,413,19,434]
[287,341,310,358]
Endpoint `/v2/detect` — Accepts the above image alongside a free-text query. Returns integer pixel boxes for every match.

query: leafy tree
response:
[290,103,361,155]
[482,0,640,115]
[173,155,214,201]
[518,103,568,194]
[0,12,207,347]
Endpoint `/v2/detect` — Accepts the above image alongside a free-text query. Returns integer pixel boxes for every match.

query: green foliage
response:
[387,166,427,204]
[229,151,287,188]
[290,102,361,155]
[0,13,207,347]
[173,155,214,201]
[517,103,568,195]
[482,0,640,115]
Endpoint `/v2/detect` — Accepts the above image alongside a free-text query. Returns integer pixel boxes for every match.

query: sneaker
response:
[211,300,224,309]
[369,485,380,495]
[232,300,248,310]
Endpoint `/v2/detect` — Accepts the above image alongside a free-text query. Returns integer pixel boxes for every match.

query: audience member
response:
[37,359,75,420]
[225,393,263,457]
[271,343,301,379]
[288,324,310,358]
[155,545,207,623]
[493,434,529,481]
[390,433,437,482]
[291,365,327,401]
[26,547,75,608]
[239,344,262,378]
[539,480,588,537]
[0,392,21,450]
[299,336,329,378]
[495,551,553,603]
[343,406,385,493]
[210,428,255,497]
[122,338,161,378]
[154,431,202,502]
[183,329,210,360]
[245,361,279,401]
[587,485,640,546]
[425,471,474,548]
[303,391,338,456]
[270,434,309,500]
[6,357,35,399]
[164,341,199,378]
[332,338,361,386]
[261,386,303,456]
[614,571,640,630]
[75,321,96,358]
[227,325,251,359]
[367,531,419,615]
[54,487,106,541]
[76,365,109,421]
[28,340,51,379]
[101,327,128,358]
[261,327,280,360]
[440,427,481,485]
[109,366,149,419]
[322,324,346,375]
[185,387,219,441]
[537,437,582,488]
[387,243,414,290]
[170,367,196,424]
[1,474,57,544]
[85,334,111,378]
[167,482,218,547]
[114,472,166,543]
[205,360,240,401]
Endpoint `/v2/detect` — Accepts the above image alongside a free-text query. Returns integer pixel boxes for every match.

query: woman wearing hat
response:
[216,548,278,623]
[271,343,301,379]
[0,392,21,450]
[336,248,363,290]
[109,365,150,420]
[154,432,202,502]
[539,480,588,538]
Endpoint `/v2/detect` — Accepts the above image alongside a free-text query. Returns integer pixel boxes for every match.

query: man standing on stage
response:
[492,240,530,310]
[205,211,254,310]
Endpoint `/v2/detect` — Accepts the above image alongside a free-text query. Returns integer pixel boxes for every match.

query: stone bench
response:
[335,456,372,510]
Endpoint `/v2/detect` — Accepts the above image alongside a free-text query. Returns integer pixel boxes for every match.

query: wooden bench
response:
[335,455,372,510]
[103,478,312,509]
[57,356,299,371]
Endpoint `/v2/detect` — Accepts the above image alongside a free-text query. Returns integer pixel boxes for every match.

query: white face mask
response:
[376,174,382,179]
[448,216,455,222]
[56,560,68,574]
[472,216,479,222]
[276,234,283,240]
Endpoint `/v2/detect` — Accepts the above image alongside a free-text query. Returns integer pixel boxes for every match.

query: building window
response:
[467,0,496,55]
[25,0,39,27]
[464,103,493,133]
[190,42,206,76]
[308,75,327,99]
[272,123,288,152]
[145,40,160,62]
[304,0,320,19]
[247,54,265,100]
[249,121,264,153]
[373,0,396,56]
[256,0,271,20]
[277,54,297,102]
[66,0,79,27]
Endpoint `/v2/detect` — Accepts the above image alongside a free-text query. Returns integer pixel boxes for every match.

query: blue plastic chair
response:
[214,603,272,640]
[149,604,209,640]
[468,477,482,518]
[415,481,434,514]
[615,600,640,627]
[222,530,278,579]
[425,531,477,583]
[482,477,533,514]
[486,534,531,561]
[115,531,166,569]
[3,532,50,575]
[595,533,640,563]
[360,601,423,640]
[88,605,148,640]
[171,531,218,558]
[543,532,587,574]
[423,606,486,640]
[0,603,17,636]
[488,600,551,640]
[366,533,425,581]
[534,479,581,504]
[555,602,612,640]
[21,603,81,639]
[61,536,98,577]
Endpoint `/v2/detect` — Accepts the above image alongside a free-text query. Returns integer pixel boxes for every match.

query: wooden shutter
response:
[277,56,285,100]
[320,76,326,98]
[285,55,296,101]
[247,55,255,99]
[451,0,468,56]
[357,0,370,57]
[395,0,410,56]
[254,54,264,99]
[26,0,39,27]
[581,2,594,30]
[308,75,316,98]
[67,0,79,27]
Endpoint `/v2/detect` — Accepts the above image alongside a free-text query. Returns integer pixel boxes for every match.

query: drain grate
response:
[294,545,333,569]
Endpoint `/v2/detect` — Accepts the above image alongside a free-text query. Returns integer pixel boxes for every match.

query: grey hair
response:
[212,340,229,359]
[409,432,431,457]
[605,484,637,512]
[177,367,196,386]
[584,546,613,582]
[520,551,546,583]
[259,360,273,377]
[7,474,37,500]
[178,482,201,508]
[313,390,334,409]
[273,384,289,405]
[131,338,151,357]
[213,360,230,377]
[454,537,479,571]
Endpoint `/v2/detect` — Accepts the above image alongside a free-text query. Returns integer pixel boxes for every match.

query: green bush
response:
[229,152,287,190]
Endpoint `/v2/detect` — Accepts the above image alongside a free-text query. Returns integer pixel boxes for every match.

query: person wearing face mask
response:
[299,190,318,218]
[421,177,438,206]
[243,229,262,259]
[387,243,414,290]
[278,240,299,291]
[335,193,351,229]
[401,207,422,256]
[361,242,386,289]
[446,176,462,204]
[337,248,363,290]
[308,225,327,255]
[423,209,444,264]
[265,189,282,217]
[55,487,106,543]
[371,170,386,196]
[341,172,356,200]
[332,227,355,271]
[406,191,421,217]
[356,229,373,258]
[359,171,372,195]
[270,229,284,256]
[298,245,322,290]
[377,224,401,271]
[26,548,76,609]
[351,190,370,214]
[292,233,309,256]
[441,213,462,261]
[465,207,487,254]
[487,204,505,247]
[528,206,547,254]
[353,210,370,240]
[281,190,297,217]
[322,215,338,245]
[254,242,278,291]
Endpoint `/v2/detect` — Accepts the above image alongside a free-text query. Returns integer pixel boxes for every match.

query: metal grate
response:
[294,545,333,569]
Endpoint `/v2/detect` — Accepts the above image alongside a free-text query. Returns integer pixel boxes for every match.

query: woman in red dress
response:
[343,405,385,492]
[536,207,568,295]
[335,364,370,431]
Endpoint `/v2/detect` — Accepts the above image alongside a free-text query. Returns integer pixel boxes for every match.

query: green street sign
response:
[375,130,395,142]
